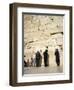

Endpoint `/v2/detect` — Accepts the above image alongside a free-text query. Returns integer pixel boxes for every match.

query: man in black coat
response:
[43,49,49,67]
[55,49,60,66]
[36,51,42,67]
[24,60,28,67]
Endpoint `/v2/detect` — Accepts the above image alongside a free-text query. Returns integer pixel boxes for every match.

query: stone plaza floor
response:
[24,64,63,74]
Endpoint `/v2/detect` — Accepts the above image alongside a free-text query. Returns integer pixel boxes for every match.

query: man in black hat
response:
[55,49,60,66]
[43,49,49,67]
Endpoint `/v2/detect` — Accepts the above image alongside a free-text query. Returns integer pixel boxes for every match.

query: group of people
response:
[24,47,60,67]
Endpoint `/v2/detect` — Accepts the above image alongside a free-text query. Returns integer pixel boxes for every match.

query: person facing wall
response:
[36,51,42,67]
[43,49,49,67]
[55,49,60,66]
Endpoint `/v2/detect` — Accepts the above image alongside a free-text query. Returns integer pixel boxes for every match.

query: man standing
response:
[43,49,49,67]
[55,49,60,66]
[36,51,42,67]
